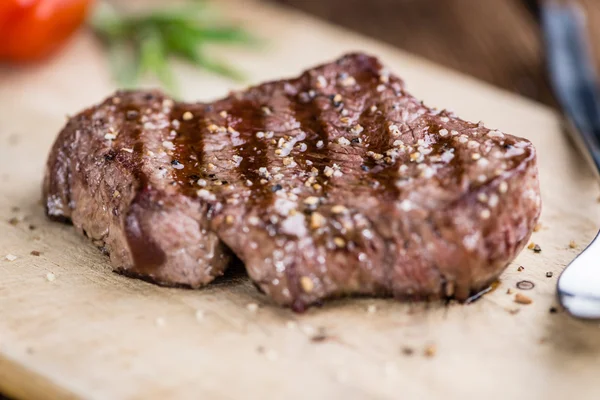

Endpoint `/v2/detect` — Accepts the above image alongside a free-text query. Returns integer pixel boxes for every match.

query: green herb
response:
[90,2,256,95]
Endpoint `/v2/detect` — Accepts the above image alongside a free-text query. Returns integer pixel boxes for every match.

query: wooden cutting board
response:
[2,1,600,399]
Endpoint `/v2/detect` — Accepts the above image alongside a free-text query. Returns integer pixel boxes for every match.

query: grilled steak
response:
[44,53,541,310]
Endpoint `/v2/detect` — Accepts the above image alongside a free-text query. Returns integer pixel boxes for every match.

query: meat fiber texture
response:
[44,53,541,310]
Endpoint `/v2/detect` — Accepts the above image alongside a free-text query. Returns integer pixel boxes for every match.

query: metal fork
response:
[541,1,600,319]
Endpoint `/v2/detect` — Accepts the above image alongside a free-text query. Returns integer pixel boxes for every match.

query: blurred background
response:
[270,0,599,107]
[2,0,599,108]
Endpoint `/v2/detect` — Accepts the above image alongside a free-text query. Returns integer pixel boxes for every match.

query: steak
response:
[44,53,541,310]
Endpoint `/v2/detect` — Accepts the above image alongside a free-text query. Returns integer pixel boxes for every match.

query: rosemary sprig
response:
[90,2,256,95]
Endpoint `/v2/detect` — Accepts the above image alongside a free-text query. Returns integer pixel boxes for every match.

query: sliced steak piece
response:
[43,90,232,287]
[44,53,541,309]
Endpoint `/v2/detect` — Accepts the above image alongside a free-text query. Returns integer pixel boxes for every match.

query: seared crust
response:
[44,53,541,309]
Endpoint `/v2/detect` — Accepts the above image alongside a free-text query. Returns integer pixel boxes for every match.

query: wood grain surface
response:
[1,1,600,399]
[272,0,600,106]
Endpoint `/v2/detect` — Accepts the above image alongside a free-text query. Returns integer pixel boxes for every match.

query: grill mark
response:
[227,99,271,206]
[257,93,311,181]
[358,99,398,196]
[290,94,333,199]
[110,100,148,189]
[263,93,318,183]
[289,62,382,198]
[171,104,207,196]
[331,65,402,198]
[129,110,148,188]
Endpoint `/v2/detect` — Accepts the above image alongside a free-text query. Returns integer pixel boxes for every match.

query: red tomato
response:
[0,0,93,62]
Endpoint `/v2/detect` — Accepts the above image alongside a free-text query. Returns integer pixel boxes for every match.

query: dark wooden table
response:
[272,0,600,107]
